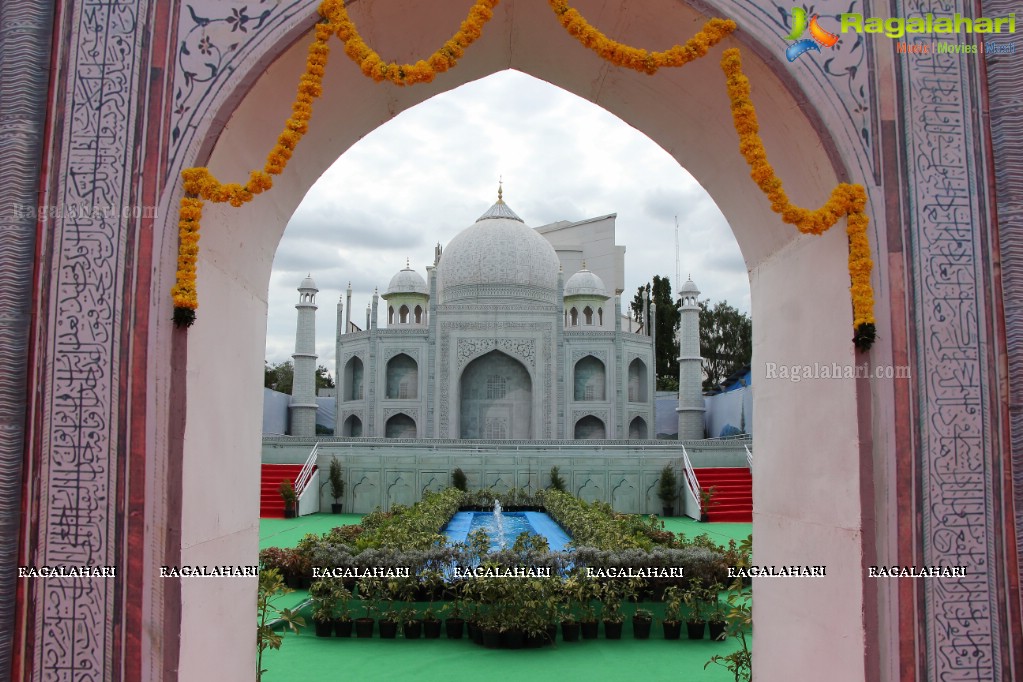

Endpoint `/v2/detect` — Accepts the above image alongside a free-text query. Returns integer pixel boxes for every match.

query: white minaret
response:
[290,274,319,436]
[676,276,705,440]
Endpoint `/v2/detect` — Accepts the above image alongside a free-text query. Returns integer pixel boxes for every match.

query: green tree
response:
[315,365,335,390]
[264,360,294,394]
[630,276,680,389]
[699,300,752,391]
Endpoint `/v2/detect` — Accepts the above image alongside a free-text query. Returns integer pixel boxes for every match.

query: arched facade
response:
[384,413,417,438]
[574,415,606,440]
[459,351,532,440]
[629,417,648,440]
[574,355,606,401]
[385,353,418,400]
[4,1,1021,681]
[343,356,364,401]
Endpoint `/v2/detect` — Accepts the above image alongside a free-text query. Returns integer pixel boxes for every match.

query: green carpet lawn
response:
[659,517,752,549]
[259,513,362,550]
[261,625,747,682]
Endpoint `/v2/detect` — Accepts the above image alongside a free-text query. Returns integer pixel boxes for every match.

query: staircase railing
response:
[681,444,701,519]
[744,443,753,471]
[295,442,319,498]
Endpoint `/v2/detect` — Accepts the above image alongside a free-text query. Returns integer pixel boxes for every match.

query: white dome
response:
[383,266,428,297]
[298,274,318,291]
[438,199,560,304]
[679,277,700,295]
[564,266,608,299]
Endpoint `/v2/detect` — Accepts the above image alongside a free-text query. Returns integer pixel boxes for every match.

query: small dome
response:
[438,195,560,304]
[564,265,608,299]
[679,277,700,295]
[383,266,428,297]
[299,274,318,291]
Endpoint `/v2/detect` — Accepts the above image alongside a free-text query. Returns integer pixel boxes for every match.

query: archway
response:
[629,416,648,440]
[385,353,418,399]
[162,1,875,678]
[384,413,417,438]
[627,358,648,403]
[574,355,606,401]
[574,415,606,440]
[459,350,532,439]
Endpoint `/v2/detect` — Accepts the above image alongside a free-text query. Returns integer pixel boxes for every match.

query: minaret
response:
[345,281,352,332]
[290,274,319,437]
[676,276,705,440]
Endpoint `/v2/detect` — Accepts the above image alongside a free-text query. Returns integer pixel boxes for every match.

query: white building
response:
[329,190,670,440]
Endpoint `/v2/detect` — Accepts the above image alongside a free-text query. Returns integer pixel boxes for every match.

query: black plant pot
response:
[314,621,334,637]
[424,619,442,639]
[503,629,524,649]
[445,617,465,639]
[686,621,706,640]
[699,513,709,523]
[662,620,682,640]
[482,628,501,649]
[662,506,674,517]
[354,618,374,638]
[402,620,422,639]
[284,508,296,519]
[709,620,727,641]
[580,620,599,639]
[603,620,623,640]
[379,620,398,639]
[546,624,557,643]
[632,617,652,639]
[334,619,353,637]
[561,621,580,642]
[331,503,343,514]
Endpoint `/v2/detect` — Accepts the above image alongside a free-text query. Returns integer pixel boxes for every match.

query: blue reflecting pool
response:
[443,510,571,552]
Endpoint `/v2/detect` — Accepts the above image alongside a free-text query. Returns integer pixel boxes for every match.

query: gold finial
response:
[498,176,503,202]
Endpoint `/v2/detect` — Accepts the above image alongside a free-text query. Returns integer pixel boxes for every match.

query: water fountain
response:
[493,499,505,549]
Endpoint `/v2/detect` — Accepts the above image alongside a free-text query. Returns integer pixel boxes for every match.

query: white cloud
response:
[265,70,750,376]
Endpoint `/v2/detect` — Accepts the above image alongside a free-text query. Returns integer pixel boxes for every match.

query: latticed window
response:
[584,384,596,401]
[487,375,507,399]
[398,381,410,399]
[484,417,508,439]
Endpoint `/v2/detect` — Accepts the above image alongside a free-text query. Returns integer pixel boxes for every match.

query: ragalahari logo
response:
[785,7,840,61]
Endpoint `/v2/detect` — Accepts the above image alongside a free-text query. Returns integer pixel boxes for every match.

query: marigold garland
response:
[171,1,877,352]
[319,0,499,86]
[721,48,875,350]
[548,0,736,73]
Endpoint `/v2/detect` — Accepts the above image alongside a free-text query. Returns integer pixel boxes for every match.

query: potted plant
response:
[441,595,465,639]
[632,608,654,640]
[705,584,752,681]
[565,573,600,639]
[309,578,337,637]
[279,479,297,519]
[707,582,727,641]
[451,467,468,492]
[699,486,718,522]
[661,585,684,640]
[558,576,580,642]
[328,457,345,514]
[683,579,708,639]
[657,465,678,517]
[377,580,401,639]
[333,583,354,637]
[354,577,378,638]
[600,580,625,639]
[400,606,422,639]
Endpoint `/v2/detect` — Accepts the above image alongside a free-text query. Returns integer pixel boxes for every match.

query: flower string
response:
[548,0,736,74]
[172,21,335,326]
[171,2,877,352]
[319,0,499,86]
[721,48,875,350]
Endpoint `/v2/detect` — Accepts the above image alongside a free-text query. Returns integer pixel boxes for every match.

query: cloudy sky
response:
[265,69,750,376]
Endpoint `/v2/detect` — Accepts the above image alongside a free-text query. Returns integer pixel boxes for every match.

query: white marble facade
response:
[331,192,661,440]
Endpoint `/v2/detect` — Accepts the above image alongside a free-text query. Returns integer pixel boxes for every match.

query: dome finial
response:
[582,260,587,270]
[406,256,410,269]
[498,176,503,203]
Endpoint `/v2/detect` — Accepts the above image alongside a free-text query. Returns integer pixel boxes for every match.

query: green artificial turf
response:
[659,517,752,549]
[260,623,748,682]
[259,513,362,550]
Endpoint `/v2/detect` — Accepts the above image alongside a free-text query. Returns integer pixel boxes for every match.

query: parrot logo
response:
[785,7,840,62]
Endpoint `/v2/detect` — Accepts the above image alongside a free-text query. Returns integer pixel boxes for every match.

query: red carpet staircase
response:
[260,463,307,518]
[694,467,752,523]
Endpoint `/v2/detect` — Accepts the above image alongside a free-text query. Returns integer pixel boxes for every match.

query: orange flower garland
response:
[171,1,876,351]
[319,0,499,86]
[721,48,875,349]
[548,0,736,74]
[172,21,335,326]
